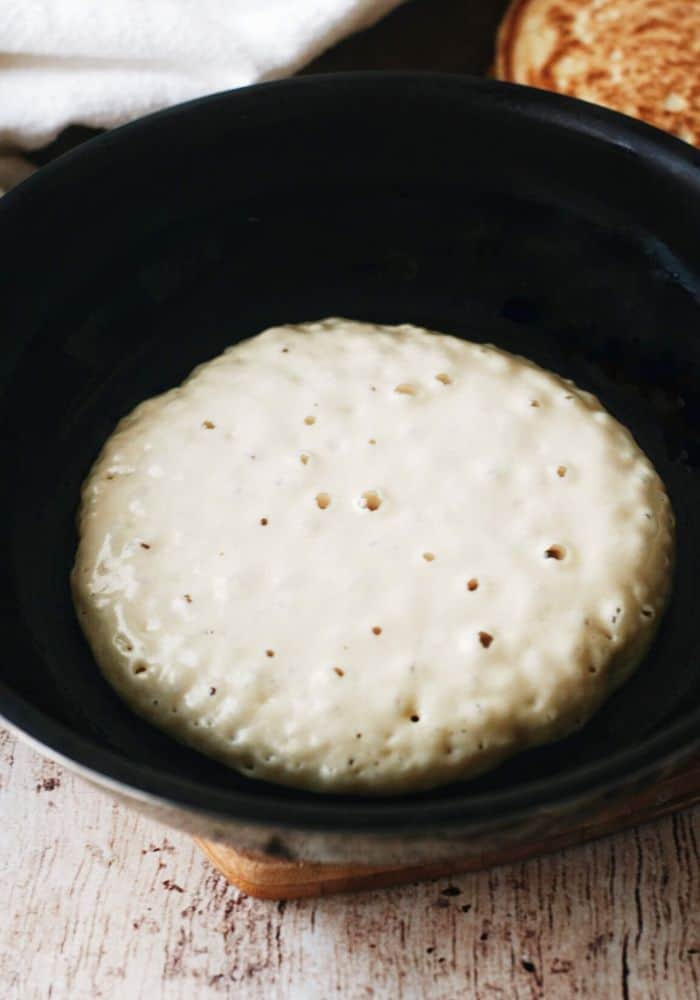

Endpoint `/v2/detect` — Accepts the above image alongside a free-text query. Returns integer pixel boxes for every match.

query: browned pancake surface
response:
[497,0,700,145]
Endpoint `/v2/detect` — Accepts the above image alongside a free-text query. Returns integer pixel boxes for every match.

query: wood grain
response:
[2,728,699,999]
[196,756,700,899]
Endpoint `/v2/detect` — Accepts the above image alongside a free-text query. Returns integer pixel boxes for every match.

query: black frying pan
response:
[1,75,699,864]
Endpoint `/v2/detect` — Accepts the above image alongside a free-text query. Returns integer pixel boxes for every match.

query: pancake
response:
[72,319,674,795]
[496,0,700,146]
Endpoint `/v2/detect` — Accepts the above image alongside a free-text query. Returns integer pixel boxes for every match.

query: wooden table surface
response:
[4,2,700,997]
[2,730,699,999]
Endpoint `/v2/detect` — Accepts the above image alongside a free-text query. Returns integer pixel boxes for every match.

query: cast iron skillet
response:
[1,75,699,864]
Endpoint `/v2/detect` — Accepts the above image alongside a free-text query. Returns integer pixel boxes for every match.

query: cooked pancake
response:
[72,319,674,795]
[496,0,700,146]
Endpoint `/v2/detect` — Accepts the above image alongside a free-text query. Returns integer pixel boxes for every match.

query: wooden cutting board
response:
[195,755,700,899]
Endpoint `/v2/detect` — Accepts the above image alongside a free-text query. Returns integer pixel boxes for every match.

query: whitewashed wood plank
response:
[1,729,698,999]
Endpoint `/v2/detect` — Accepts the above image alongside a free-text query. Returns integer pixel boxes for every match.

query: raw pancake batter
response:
[72,319,674,794]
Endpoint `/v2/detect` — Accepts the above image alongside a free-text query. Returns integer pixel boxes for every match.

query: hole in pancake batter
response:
[467,578,479,591]
[360,490,382,511]
[557,466,567,478]
[435,373,452,385]
[316,492,331,509]
[304,415,316,425]
[333,667,345,677]
[202,420,215,429]
[372,626,382,635]
[423,552,436,562]
[395,383,417,395]
[133,662,148,675]
[545,545,566,560]
[478,631,494,648]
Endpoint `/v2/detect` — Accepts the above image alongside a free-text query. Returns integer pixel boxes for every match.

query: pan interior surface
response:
[0,75,699,830]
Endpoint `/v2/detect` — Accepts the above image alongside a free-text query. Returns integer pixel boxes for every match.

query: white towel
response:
[0,0,403,154]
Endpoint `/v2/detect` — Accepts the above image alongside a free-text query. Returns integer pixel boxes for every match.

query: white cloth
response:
[0,0,403,153]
